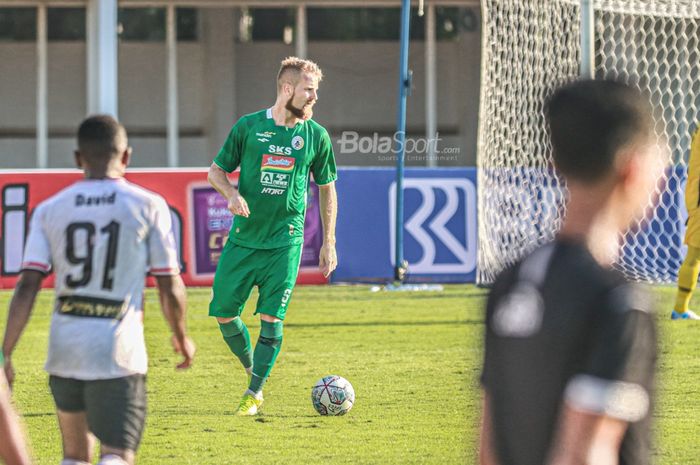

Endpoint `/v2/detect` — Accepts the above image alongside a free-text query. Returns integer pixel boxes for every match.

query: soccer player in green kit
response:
[207,57,338,416]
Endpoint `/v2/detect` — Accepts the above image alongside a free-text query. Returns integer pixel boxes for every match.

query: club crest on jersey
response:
[292,136,304,150]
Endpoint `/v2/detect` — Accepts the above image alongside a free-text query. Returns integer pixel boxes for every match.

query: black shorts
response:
[49,374,147,451]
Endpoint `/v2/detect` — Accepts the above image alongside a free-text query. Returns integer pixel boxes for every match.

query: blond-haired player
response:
[208,57,338,415]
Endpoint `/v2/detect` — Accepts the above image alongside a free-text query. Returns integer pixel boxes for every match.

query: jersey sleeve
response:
[21,203,52,274]
[564,284,657,422]
[146,196,180,276]
[311,128,338,186]
[213,118,246,173]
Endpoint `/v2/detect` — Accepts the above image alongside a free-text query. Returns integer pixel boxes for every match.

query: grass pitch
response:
[1,285,698,464]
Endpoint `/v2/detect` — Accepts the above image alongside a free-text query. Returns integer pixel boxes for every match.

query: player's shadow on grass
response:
[21,412,54,418]
[303,292,489,302]
[285,319,483,329]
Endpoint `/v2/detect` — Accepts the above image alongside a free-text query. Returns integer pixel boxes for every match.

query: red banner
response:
[0,169,327,289]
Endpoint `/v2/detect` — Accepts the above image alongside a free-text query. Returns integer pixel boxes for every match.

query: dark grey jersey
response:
[481,240,657,465]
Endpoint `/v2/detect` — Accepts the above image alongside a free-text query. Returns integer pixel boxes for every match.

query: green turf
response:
[0,284,697,464]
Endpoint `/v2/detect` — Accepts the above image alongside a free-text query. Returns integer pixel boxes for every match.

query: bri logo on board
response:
[388,178,477,275]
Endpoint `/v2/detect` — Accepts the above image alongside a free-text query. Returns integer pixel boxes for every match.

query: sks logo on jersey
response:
[268,145,293,156]
[261,155,295,191]
[389,178,477,274]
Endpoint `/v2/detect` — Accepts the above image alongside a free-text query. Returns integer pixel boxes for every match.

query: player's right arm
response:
[0,368,32,465]
[209,118,249,217]
[208,163,249,218]
[155,274,195,369]
[148,196,195,369]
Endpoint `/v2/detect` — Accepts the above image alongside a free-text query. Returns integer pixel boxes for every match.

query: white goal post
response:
[477,0,700,284]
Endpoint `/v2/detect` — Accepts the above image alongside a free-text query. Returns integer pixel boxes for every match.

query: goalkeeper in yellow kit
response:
[673,124,700,320]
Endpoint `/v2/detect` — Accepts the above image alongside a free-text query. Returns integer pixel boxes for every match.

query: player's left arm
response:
[547,284,656,465]
[2,270,44,387]
[318,181,338,278]
[0,367,32,465]
[479,392,501,465]
[313,128,338,278]
[546,406,627,465]
[2,204,49,388]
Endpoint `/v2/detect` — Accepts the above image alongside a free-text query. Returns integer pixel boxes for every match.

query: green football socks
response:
[218,318,253,370]
[248,320,284,394]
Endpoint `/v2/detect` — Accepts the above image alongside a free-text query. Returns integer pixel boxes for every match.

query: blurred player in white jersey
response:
[1,115,195,465]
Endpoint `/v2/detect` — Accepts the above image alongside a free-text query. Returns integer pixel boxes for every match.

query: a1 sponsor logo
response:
[260,154,294,189]
[260,172,290,188]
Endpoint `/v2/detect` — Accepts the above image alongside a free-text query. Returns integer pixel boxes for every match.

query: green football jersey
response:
[214,108,337,249]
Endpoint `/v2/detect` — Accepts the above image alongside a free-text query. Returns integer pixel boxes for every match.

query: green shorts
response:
[209,241,302,320]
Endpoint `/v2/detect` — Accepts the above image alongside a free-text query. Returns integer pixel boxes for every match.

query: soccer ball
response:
[311,375,355,416]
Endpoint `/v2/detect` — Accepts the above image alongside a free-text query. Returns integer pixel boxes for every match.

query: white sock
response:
[97,454,129,465]
[61,460,90,465]
[244,388,262,399]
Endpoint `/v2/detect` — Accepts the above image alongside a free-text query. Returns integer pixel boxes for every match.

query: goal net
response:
[477,0,700,284]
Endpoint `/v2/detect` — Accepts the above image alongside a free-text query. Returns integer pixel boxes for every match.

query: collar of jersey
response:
[266,107,305,128]
[79,177,124,182]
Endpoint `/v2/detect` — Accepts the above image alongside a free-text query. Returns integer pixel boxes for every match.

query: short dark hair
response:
[545,79,654,183]
[77,115,127,161]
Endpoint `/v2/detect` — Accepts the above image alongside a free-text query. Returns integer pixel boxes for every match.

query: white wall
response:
[0,8,481,169]
[118,41,207,167]
[0,44,36,129]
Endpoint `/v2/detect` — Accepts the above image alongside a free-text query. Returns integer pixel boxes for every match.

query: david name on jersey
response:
[75,192,116,207]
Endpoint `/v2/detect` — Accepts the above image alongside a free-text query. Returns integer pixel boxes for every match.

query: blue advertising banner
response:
[333,168,477,283]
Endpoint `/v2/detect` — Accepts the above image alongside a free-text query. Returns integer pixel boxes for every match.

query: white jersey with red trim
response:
[22,178,180,380]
